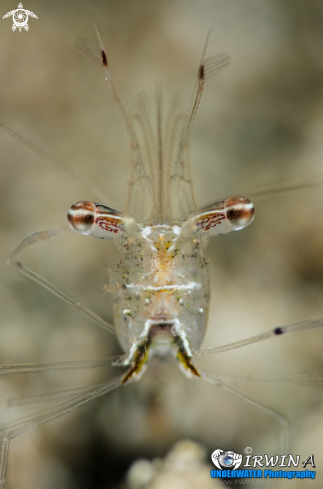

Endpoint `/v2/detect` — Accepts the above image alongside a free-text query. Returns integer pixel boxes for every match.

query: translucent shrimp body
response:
[112,222,210,355]
[3,33,315,482]
[66,33,255,381]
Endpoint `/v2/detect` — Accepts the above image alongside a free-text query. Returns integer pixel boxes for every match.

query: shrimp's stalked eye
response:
[224,196,255,231]
[68,201,95,234]
[187,196,255,237]
[68,201,125,239]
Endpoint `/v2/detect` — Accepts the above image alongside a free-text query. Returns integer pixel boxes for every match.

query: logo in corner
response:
[211,448,243,470]
[3,3,38,32]
[210,447,316,481]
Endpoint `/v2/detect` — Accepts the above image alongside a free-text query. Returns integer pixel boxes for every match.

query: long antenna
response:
[94,27,138,147]
[186,30,230,140]
[0,121,120,209]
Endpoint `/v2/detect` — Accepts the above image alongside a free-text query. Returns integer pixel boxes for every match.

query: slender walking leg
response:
[7,227,116,335]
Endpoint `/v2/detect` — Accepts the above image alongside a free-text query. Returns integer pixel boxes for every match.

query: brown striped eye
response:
[224,196,255,230]
[68,201,125,239]
[68,201,96,235]
[187,195,255,237]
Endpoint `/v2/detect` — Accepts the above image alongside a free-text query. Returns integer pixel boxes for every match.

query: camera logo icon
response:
[211,448,243,470]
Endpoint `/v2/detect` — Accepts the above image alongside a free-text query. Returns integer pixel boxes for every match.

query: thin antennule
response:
[0,121,119,209]
[203,52,231,80]
[156,83,164,222]
[95,28,137,146]
[74,37,102,64]
[75,29,138,153]
[186,30,230,137]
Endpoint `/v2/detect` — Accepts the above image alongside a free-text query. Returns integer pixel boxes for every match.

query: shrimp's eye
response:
[68,201,125,239]
[187,195,255,237]
[68,201,95,235]
[224,196,255,231]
